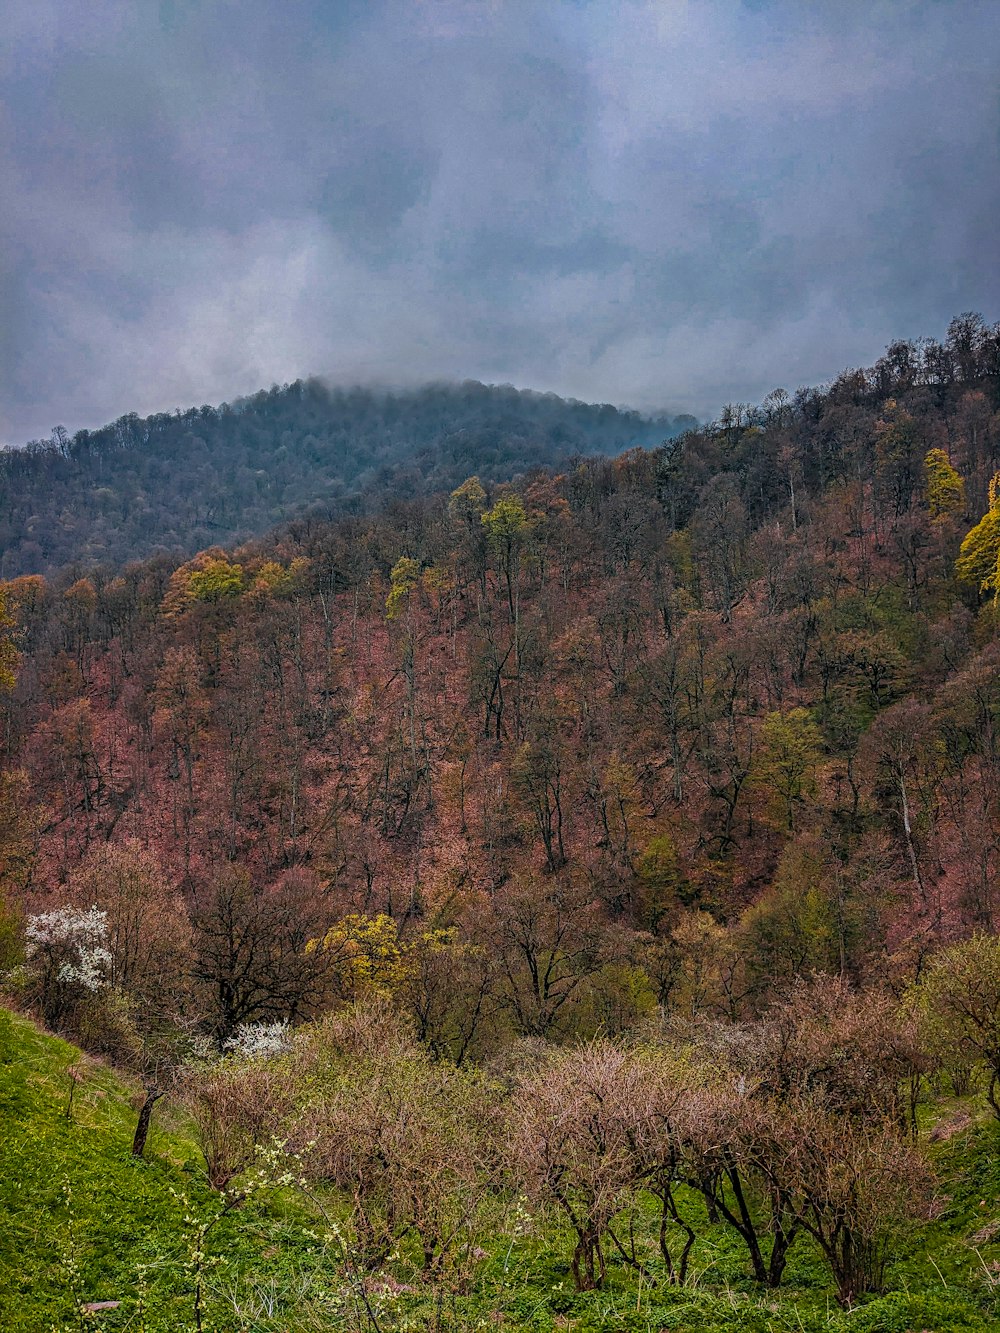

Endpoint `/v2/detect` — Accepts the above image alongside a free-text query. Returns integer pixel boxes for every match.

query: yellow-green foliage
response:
[317,912,405,996]
[636,833,684,929]
[665,529,696,591]
[249,556,310,598]
[0,586,18,693]
[385,555,420,620]
[908,933,1000,1100]
[448,474,487,524]
[874,399,920,467]
[187,557,245,602]
[924,448,965,521]
[162,550,246,615]
[756,707,824,831]
[956,473,1000,593]
[481,494,529,547]
[739,840,841,990]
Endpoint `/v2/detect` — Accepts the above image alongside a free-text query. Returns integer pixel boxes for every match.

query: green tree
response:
[756,708,824,832]
[909,934,1000,1120]
[923,448,965,521]
[0,585,18,693]
[188,557,245,603]
[482,494,530,621]
[635,833,685,930]
[448,475,487,526]
[385,555,421,621]
[956,473,1000,593]
[315,912,405,1000]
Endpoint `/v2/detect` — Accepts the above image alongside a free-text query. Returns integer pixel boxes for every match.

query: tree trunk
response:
[131,1086,163,1158]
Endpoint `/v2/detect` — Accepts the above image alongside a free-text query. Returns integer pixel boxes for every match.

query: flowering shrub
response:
[25,905,111,1026]
[223,1021,292,1060]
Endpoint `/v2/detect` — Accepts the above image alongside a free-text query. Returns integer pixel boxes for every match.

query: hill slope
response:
[2,1006,999,1332]
[0,380,694,577]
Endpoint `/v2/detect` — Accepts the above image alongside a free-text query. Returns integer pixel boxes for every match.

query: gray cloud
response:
[2,0,998,441]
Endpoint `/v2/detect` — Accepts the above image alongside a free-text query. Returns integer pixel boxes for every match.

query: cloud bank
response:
[2,0,997,441]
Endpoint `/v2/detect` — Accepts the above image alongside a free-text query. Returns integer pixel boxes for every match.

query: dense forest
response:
[0,381,694,577]
[3,311,1000,1330]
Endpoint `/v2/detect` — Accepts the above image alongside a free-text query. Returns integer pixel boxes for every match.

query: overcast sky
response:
[2,0,997,443]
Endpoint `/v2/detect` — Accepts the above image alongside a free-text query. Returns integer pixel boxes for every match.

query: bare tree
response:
[293,1003,497,1279]
[510,1042,654,1291]
[190,866,335,1043]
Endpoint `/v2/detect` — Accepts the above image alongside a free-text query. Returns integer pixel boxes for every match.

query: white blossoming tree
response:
[25,904,111,1028]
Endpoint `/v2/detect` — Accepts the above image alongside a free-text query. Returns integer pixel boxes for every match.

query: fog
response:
[2,0,997,442]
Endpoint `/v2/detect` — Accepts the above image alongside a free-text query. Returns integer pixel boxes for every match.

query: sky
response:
[2,0,998,443]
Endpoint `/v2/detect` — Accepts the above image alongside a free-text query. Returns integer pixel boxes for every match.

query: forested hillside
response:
[0,380,693,577]
[3,312,1000,1328]
[4,314,999,968]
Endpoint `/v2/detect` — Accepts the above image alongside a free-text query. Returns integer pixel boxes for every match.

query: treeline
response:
[0,380,693,577]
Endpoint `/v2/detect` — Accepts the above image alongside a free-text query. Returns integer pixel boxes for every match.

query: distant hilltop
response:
[0,379,695,577]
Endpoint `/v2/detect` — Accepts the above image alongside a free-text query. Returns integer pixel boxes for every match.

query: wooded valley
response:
[3,313,1000,1330]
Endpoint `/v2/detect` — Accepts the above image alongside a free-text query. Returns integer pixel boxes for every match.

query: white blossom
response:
[223,1020,291,1060]
[26,904,111,992]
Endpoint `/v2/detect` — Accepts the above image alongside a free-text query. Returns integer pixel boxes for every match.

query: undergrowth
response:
[1,1008,998,1332]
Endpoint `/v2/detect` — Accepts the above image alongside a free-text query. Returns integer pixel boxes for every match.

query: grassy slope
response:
[1,1008,998,1332]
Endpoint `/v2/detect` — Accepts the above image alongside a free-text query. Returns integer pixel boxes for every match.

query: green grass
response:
[1,1008,999,1331]
[0,1009,330,1332]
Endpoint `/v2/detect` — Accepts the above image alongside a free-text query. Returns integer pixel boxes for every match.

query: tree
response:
[739,873,841,1000]
[681,976,927,1298]
[690,476,747,621]
[910,935,1000,1120]
[0,769,44,898]
[512,730,568,873]
[510,1042,652,1290]
[185,1042,297,1189]
[164,551,245,615]
[24,905,111,1029]
[0,584,19,692]
[190,867,334,1043]
[153,645,210,877]
[860,700,938,908]
[67,839,190,1010]
[679,1084,801,1288]
[295,1005,495,1276]
[777,1104,931,1307]
[484,876,609,1039]
[399,927,494,1064]
[481,494,531,622]
[956,473,1000,592]
[314,912,406,1001]
[924,448,965,522]
[755,708,824,832]
[385,555,420,622]
[873,400,924,519]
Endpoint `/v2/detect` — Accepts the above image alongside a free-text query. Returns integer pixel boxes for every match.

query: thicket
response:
[3,992,1000,1330]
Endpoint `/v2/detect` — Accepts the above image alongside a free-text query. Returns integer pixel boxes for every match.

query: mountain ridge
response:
[0,378,696,578]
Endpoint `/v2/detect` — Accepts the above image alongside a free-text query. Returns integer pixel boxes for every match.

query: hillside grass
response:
[1,1008,999,1331]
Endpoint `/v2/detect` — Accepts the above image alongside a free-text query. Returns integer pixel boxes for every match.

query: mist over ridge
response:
[3,0,998,442]
[0,376,695,577]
